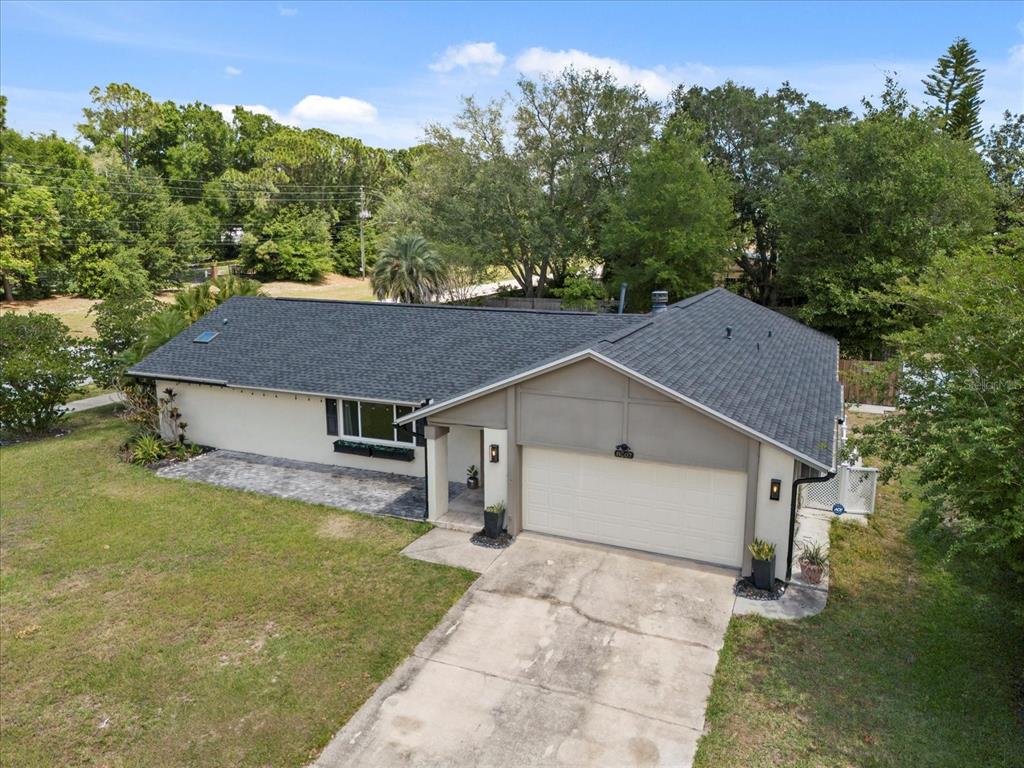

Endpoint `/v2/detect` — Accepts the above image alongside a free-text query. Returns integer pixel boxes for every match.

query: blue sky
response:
[2,1,1021,148]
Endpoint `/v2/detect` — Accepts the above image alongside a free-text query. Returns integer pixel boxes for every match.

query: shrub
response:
[748,538,776,561]
[798,540,829,567]
[130,433,168,465]
[0,312,83,437]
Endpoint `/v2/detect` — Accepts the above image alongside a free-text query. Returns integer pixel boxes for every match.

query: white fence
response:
[801,465,879,515]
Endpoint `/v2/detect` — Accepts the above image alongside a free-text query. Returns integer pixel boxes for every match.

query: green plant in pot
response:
[484,502,505,538]
[748,538,776,590]
[466,465,480,490]
[798,540,829,585]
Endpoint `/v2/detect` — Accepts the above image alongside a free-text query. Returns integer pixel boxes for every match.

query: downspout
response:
[786,414,844,581]
[786,470,836,581]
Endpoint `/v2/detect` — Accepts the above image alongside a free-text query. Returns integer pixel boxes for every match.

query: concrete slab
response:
[315,535,736,768]
[65,392,123,412]
[401,528,505,573]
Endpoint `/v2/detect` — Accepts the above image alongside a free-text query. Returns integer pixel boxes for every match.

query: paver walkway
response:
[157,450,460,520]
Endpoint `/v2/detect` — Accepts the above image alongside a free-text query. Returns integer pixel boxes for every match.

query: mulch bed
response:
[470,530,514,549]
[734,576,788,601]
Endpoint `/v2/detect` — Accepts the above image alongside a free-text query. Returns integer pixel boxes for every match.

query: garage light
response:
[770,478,782,501]
[489,444,500,463]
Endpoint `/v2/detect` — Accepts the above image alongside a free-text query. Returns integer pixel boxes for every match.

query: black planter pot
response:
[467,477,479,490]
[484,509,505,538]
[751,555,776,590]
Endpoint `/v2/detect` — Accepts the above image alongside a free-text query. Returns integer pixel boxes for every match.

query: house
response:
[128,288,843,580]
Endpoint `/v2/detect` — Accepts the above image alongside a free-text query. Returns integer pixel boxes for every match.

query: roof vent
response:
[651,290,668,315]
[193,331,219,344]
[725,326,733,339]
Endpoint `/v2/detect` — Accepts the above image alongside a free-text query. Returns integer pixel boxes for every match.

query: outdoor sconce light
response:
[769,478,782,501]
[489,444,500,463]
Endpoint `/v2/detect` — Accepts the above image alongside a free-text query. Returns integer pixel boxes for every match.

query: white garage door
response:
[522,446,747,567]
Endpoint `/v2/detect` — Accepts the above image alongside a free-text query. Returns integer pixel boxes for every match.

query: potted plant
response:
[748,538,776,590]
[466,465,480,489]
[798,540,828,585]
[483,502,505,538]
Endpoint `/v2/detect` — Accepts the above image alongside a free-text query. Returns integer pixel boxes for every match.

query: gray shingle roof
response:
[129,289,841,469]
[128,297,643,404]
[594,289,842,468]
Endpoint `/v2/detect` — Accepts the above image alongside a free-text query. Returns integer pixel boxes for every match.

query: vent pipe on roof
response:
[651,290,668,315]
[726,326,733,339]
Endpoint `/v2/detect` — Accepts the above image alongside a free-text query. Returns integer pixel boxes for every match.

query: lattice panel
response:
[799,467,878,514]
[844,468,878,514]
[801,477,840,511]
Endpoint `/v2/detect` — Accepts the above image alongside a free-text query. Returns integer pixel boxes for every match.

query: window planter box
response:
[333,439,415,462]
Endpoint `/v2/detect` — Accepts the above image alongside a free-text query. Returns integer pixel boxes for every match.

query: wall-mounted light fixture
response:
[769,478,782,501]
[489,444,500,463]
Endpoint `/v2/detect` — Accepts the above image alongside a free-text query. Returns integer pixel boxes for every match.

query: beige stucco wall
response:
[753,442,797,581]
[446,425,481,485]
[157,380,424,477]
[516,359,748,471]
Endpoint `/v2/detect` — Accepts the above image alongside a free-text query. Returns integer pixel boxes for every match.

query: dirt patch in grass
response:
[317,514,366,540]
[1,295,99,337]
[260,272,375,302]
[0,410,476,767]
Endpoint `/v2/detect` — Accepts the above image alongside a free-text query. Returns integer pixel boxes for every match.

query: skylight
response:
[193,331,219,343]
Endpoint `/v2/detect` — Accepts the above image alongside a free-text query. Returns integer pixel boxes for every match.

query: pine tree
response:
[923,37,985,142]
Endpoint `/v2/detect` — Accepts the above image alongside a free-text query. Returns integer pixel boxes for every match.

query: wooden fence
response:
[839,359,898,406]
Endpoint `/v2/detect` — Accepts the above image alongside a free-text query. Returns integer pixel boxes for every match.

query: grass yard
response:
[0,409,477,767]
[694,416,1024,768]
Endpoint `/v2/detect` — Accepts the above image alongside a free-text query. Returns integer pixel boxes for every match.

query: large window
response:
[330,399,414,445]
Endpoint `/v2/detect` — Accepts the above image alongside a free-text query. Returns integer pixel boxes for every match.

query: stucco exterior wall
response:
[516,360,748,471]
[753,443,797,581]
[446,426,481,485]
[157,380,424,477]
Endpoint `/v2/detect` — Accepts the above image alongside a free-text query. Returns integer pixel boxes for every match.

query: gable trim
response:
[397,348,835,472]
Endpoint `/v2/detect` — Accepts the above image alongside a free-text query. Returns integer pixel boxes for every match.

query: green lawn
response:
[0,409,477,767]
[695,436,1023,767]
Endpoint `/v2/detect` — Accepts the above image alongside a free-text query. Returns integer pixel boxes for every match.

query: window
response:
[193,331,219,343]
[325,398,338,436]
[339,400,414,445]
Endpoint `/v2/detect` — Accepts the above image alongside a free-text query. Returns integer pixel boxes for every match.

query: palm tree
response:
[371,236,449,304]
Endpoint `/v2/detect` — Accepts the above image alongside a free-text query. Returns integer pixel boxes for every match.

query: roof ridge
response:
[266,295,631,318]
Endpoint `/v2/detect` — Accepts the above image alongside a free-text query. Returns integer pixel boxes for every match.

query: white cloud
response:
[278,5,298,17]
[212,103,299,126]
[290,95,377,125]
[430,41,506,75]
[224,65,242,77]
[212,96,377,128]
[515,47,687,99]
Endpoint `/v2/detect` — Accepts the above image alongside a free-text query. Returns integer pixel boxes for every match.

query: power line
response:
[1,160,394,190]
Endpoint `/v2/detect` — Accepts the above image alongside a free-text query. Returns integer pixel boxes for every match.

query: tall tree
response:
[923,37,985,142]
[371,235,449,304]
[0,168,61,300]
[78,83,160,166]
[775,90,995,354]
[601,119,737,309]
[671,82,850,305]
[515,69,660,283]
[857,229,1024,577]
[983,111,1024,230]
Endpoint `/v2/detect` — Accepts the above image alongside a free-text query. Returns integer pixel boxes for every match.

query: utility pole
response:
[358,185,369,279]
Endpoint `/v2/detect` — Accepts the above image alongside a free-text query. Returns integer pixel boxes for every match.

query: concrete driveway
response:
[314,534,736,767]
